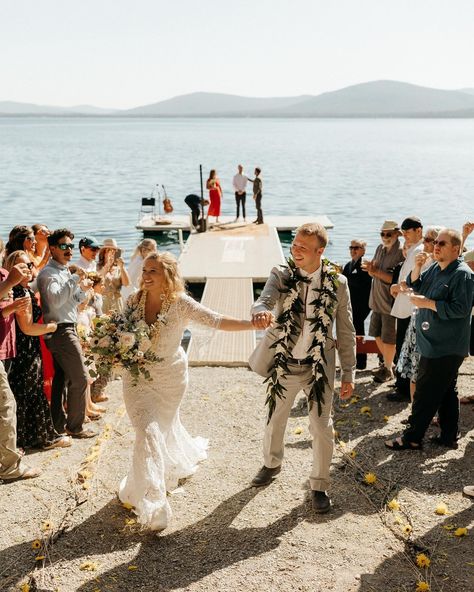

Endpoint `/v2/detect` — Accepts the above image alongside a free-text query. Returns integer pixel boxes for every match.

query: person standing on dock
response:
[249,222,356,514]
[232,164,248,223]
[250,167,263,224]
[206,170,223,223]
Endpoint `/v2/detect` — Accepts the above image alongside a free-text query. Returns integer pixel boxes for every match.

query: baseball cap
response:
[79,236,101,249]
[401,216,423,231]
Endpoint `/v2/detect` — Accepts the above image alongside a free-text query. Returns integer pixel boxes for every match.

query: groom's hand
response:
[252,311,274,329]
[340,382,354,400]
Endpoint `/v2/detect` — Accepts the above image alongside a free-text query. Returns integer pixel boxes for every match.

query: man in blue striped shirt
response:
[385,228,473,451]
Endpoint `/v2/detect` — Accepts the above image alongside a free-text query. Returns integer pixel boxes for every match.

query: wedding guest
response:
[250,167,263,224]
[0,238,4,265]
[4,226,36,262]
[249,223,356,513]
[0,264,41,480]
[396,226,439,402]
[37,228,96,439]
[4,251,69,450]
[342,239,372,370]
[122,239,158,300]
[119,252,253,530]
[232,164,249,223]
[206,169,223,223]
[388,216,424,402]
[30,224,51,272]
[97,238,130,314]
[184,194,209,230]
[77,236,102,272]
[363,220,404,383]
[386,229,473,451]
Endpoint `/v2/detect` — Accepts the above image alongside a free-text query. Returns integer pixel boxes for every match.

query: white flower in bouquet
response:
[138,337,152,353]
[119,331,136,350]
[98,336,112,349]
[136,320,149,332]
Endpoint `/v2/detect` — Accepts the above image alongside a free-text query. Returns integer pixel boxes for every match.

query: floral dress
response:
[119,291,222,530]
[9,286,60,449]
[396,313,419,382]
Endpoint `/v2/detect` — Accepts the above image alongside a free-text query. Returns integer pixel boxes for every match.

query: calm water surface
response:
[1,117,473,264]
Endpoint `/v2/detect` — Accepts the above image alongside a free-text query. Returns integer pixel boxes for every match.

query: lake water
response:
[1,117,473,265]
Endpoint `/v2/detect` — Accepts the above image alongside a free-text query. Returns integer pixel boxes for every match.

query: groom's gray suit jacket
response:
[249,266,356,386]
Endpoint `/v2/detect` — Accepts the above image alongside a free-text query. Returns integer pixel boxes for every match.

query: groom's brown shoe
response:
[251,465,281,487]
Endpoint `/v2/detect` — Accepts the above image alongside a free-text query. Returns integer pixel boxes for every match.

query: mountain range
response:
[2,80,474,117]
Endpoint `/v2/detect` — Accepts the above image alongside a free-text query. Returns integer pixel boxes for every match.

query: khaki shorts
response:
[369,312,396,344]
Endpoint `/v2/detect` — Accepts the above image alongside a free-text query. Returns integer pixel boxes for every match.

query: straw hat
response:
[380,220,401,233]
[100,238,120,250]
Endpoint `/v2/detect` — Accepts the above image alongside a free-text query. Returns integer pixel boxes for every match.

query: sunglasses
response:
[380,232,394,238]
[349,246,361,250]
[56,243,75,251]
[433,240,449,247]
[423,237,435,243]
[25,236,36,243]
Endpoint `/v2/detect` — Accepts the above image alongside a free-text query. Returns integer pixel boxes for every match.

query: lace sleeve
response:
[177,293,222,330]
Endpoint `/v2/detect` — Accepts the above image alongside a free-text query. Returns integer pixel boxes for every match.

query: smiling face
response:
[142,258,166,293]
[16,253,33,287]
[291,232,325,273]
[50,235,75,265]
[23,232,37,254]
[349,240,365,262]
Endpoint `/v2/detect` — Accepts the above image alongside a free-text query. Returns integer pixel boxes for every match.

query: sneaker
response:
[373,365,393,383]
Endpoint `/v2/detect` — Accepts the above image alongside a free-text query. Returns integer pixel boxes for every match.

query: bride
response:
[119,252,253,530]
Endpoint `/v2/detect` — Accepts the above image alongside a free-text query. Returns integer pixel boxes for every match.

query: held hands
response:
[251,311,275,329]
[340,382,354,400]
[414,252,429,269]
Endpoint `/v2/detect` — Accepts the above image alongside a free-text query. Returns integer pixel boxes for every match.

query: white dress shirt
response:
[232,173,248,193]
[77,255,97,272]
[291,266,322,359]
[391,239,424,319]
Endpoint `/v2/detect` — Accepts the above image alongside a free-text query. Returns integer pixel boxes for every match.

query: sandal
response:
[385,437,422,451]
[43,436,72,450]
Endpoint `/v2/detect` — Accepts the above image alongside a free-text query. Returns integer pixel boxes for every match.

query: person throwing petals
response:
[249,223,356,513]
[119,252,253,531]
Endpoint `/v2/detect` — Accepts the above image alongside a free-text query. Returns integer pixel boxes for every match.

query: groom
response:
[249,223,356,513]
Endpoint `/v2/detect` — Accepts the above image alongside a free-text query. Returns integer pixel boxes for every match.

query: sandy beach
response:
[1,357,473,592]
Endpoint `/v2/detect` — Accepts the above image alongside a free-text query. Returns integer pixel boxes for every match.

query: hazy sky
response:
[1,0,473,108]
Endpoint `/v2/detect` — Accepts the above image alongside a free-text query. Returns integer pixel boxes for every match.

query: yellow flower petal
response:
[383,415,390,422]
[35,556,45,561]
[403,524,413,535]
[31,539,42,550]
[415,581,430,592]
[350,395,360,404]
[125,518,136,526]
[294,427,303,435]
[443,524,455,530]
[454,527,468,537]
[339,440,346,448]
[122,502,134,510]
[41,521,53,531]
[20,584,31,592]
[349,450,357,458]
[435,502,448,515]
[416,553,431,568]
[80,561,98,571]
[360,406,371,415]
[128,565,138,571]
[387,499,400,511]
[364,472,377,485]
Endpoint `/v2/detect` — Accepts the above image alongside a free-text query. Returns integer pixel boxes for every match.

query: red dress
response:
[207,180,222,217]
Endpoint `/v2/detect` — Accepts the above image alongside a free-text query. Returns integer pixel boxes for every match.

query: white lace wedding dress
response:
[119,291,222,530]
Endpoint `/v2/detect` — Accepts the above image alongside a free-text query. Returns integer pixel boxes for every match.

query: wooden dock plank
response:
[137,214,334,232]
[188,278,255,366]
[179,224,285,282]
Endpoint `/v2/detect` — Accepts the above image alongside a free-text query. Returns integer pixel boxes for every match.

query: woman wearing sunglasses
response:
[3,250,67,451]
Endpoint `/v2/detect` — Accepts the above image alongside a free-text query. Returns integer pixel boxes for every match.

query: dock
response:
[137,214,334,233]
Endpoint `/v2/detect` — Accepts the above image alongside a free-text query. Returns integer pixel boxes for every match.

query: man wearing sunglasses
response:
[386,228,473,451]
[343,239,372,370]
[37,229,96,439]
[77,236,102,272]
[363,220,405,383]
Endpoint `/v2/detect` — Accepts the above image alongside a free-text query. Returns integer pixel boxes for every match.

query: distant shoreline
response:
[1,113,474,119]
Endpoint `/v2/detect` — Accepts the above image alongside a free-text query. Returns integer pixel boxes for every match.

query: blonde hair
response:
[140,252,185,298]
[131,238,158,261]
[4,250,29,272]
[296,222,328,248]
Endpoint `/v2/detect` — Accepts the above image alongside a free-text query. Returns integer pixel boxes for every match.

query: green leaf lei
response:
[264,257,339,422]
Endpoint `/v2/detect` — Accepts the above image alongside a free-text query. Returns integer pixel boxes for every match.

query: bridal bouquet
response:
[86,313,160,384]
